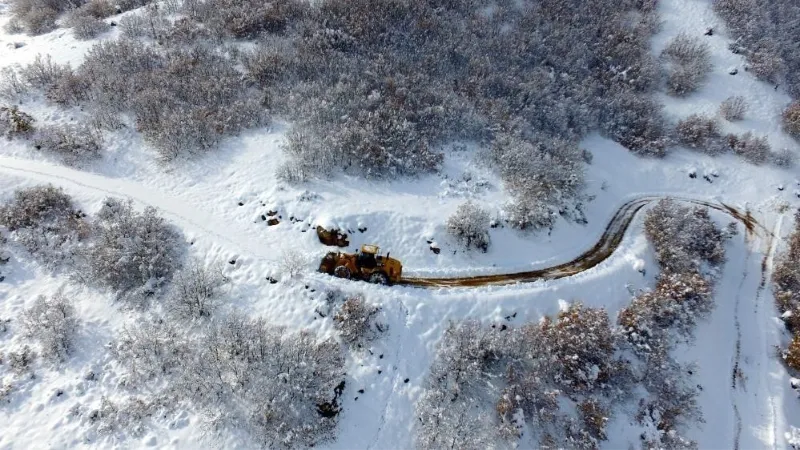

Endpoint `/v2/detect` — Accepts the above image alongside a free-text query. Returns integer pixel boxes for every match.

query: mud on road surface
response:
[400,197,763,288]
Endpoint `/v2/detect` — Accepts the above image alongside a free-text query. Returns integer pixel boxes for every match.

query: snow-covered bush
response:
[81,198,184,303]
[725,131,771,165]
[714,0,799,97]
[417,305,630,449]
[0,105,35,138]
[415,320,505,450]
[619,272,713,351]
[774,212,800,326]
[167,261,228,319]
[19,292,79,362]
[333,295,384,347]
[111,318,189,383]
[720,96,747,121]
[64,14,110,40]
[540,304,621,394]
[19,54,72,92]
[32,124,103,165]
[491,134,585,231]
[747,39,784,83]
[7,0,60,35]
[784,102,800,139]
[0,185,88,267]
[674,114,721,153]
[662,34,712,97]
[78,41,266,160]
[7,345,36,374]
[278,248,309,279]
[181,313,345,448]
[446,202,491,252]
[772,148,796,168]
[111,312,346,446]
[644,199,725,274]
[785,335,800,372]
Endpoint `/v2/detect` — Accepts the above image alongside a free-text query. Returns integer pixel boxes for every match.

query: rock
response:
[228,259,236,265]
[404,378,410,383]
[704,27,713,36]
[791,378,800,389]
[430,245,440,255]
[261,215,267,221]
[267,218,280,226]
[729,67,738,75]
[110,21,117,26]
[266,210,278,216]
[237,201,244,206]
[778,185,785,191]
[316,226,349,247]
[688,168,697,179]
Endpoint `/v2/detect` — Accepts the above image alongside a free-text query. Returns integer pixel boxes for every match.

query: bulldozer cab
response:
[360,244,380,255]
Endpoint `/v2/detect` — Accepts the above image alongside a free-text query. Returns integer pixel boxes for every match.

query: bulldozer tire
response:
[369,272,389,285]
[334,266,351,279]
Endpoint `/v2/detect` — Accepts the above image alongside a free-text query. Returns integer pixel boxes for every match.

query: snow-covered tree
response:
[81,198,184,304]
[447,201,491,252]
[20,292,79,362]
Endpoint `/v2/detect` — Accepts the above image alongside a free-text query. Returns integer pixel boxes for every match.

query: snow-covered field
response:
[1,0,800,448]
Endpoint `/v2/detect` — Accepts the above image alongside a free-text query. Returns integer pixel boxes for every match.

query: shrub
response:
[181,313,346,447]
[111,318,189,383]
[784,102,800,139]
[0,105,35,138]
[674,114,721,153]
[19,54,72,91]
[772,148,796,168]
[0,68,29,101]
[7,345,36,374]
[19,292,79,362]
[333,295,384,347]
[720,96,747,121]
[446,201,491,252]
[787,334,800,372]
[0,185,87,266]
[32,124,103,165]
[662,34,712,96]
[773,212,800,321]
[167,261,228,319]
[65,14,110,40]
[491,134,586,230]
[725,131,771,165]
[82,198,184,303]
[541,304,619,393]
[644,199,725,274]
[746,39,784,83]
[619,272,713,351]
[714,0,800,97]
[278,248,309,279]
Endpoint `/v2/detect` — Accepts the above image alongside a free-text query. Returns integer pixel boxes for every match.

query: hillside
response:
[1,0,800,448]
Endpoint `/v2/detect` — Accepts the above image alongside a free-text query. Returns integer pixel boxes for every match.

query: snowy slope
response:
[1,0,800,448]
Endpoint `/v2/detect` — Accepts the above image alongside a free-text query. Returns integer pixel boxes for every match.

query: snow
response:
[1,0,800,447]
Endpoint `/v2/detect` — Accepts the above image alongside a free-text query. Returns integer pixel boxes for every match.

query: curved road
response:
[0,157,762,289]
[401,197,761,288]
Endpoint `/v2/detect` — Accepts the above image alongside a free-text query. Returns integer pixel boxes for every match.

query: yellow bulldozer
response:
[318,244,402,285]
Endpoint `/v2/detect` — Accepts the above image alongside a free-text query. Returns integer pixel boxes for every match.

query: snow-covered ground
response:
[1,0,800,448]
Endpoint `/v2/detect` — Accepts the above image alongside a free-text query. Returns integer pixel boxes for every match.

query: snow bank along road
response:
[0,156,766,289]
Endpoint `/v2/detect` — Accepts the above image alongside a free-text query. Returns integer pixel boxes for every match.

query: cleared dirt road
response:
[401,197,760,288]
